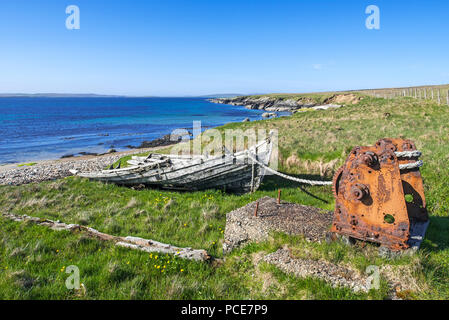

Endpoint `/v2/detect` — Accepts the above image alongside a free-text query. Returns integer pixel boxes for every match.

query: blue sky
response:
[0,0,448,96]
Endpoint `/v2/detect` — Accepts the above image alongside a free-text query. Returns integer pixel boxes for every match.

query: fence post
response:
[447,89,449,106]
[438,90,441,104]
[432,89,434,100]
[424,89,427,99]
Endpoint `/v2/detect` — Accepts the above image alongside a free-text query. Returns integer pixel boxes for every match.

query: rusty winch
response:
[329,138,429,251]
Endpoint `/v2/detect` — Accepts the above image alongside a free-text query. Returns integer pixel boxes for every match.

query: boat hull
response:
[73,135,274,194]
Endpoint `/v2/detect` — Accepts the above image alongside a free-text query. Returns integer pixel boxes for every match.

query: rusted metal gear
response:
[330,138,429,251]
[332,166,344,198]
[375,138,428,222]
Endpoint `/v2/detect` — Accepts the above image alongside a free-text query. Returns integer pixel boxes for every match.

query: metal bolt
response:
[361,152,376,167]
[351,184,369,201]
[402,142,414,151]
[254,202,259,217]
[277,189,282,205]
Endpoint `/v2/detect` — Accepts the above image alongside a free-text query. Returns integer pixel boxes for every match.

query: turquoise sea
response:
[0,97,270,164]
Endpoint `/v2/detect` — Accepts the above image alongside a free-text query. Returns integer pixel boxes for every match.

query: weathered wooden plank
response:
[2,213,211,262]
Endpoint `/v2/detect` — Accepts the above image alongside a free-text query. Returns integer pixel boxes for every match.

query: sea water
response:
[0,97,269,164]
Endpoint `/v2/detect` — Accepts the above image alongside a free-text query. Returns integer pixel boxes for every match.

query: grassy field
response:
[1,94,448,299]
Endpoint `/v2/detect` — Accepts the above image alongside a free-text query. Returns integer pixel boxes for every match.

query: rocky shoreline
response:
[125,131,193,149]
[0,147,158,186]
[0,94,360,186]
[0,127,198,186]
[209,93,361,113]
[209,96,315,112]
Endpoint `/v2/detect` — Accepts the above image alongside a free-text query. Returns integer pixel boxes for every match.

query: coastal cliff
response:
[209,93,362,112]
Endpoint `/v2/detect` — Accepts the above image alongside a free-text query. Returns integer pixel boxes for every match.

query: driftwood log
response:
[2,213,211,262]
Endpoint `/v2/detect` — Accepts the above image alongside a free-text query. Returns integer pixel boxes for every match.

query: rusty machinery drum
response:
[330,138,429,251]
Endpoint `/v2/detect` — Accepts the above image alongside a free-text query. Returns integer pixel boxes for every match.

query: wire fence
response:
[361,86,449,106]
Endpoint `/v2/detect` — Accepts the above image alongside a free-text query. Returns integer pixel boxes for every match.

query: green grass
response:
[242,91,364,103]
[17,163,37,167]
[1,94,449,299]
[1,217,388,299]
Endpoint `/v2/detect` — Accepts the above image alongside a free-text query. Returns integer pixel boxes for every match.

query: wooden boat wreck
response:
[70,133,274,193]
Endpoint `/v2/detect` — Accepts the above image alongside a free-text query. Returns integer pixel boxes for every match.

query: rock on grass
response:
[263,248,370,293]
[223,196,333,254]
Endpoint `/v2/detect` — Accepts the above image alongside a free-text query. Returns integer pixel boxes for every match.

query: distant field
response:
[245,84,449,98]
[359,84,449,103]
[1,92,448,299]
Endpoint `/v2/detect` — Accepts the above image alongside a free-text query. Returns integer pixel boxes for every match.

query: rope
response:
[246,152,333,186]
[394,150,422,158]
[247,151,424,186]
[398,160,423,170]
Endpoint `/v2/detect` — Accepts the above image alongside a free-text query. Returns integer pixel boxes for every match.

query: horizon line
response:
[0,83,448,98]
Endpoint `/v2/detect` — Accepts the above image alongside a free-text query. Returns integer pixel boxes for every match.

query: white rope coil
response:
[395,150,424,170]
[394,150,422,158]
[398,160,424,170]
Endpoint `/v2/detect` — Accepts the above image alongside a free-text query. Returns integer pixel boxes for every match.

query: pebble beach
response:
[0,148,157,186]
